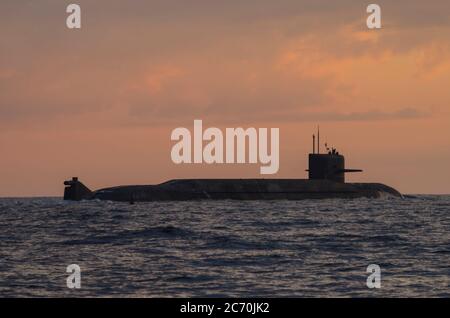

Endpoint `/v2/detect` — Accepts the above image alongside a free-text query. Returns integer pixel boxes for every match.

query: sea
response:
[0,195,449,297]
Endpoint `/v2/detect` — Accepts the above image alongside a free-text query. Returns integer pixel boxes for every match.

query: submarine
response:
[63,131,402,202]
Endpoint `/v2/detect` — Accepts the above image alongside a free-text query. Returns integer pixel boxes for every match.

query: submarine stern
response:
[63,177,93,201]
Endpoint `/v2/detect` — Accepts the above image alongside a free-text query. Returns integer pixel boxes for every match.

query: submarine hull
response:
[64,178,402,202]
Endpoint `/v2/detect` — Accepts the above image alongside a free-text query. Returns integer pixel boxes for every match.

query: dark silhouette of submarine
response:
[64,129,401,201]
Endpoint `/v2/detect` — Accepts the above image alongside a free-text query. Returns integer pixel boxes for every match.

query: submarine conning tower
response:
[307,127,362,183]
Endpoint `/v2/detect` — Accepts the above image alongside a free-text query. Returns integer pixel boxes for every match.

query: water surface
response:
[0,196,449,297]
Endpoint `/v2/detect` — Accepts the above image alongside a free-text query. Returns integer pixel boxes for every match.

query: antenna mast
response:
[317,126,320,154]
[312,135,315,154]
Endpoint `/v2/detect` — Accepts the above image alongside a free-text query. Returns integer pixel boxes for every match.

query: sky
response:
[1,0,450,196]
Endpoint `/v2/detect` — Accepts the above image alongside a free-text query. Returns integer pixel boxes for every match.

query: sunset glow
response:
[1,1,449,196]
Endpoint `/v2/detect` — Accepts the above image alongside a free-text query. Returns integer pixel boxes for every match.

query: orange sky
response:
[1,1,450,196]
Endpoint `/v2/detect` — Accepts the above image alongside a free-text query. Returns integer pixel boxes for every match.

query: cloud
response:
[287,108,428,123]
[0,0,449,129]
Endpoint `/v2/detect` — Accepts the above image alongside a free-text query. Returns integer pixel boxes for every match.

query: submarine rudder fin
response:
[63,177,93,201]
